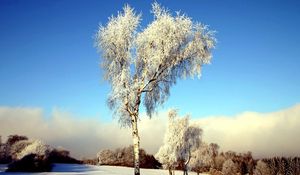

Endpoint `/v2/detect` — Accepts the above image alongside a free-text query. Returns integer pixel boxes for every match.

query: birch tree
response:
[95,2,215,175]
[155,110,202,175]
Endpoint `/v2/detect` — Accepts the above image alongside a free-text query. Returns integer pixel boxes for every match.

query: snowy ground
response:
[0,164,208,175]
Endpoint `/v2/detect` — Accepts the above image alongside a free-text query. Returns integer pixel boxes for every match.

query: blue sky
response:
[0,0,299,121]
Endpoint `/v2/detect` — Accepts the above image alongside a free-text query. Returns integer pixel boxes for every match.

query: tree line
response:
[97,110,300,175]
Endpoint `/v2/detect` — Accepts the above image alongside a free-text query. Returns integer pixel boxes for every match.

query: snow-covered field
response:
[0,164,207,175]
[0,164,206,175]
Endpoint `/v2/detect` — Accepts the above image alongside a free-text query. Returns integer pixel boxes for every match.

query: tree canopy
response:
[95,2,216,126]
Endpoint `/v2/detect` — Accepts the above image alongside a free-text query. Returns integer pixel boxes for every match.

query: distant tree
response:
[16,140,51,160]
[182,126,202,175]
[48,147,81,164]
[155,110,202,175]
[262,157,300,175]
[190,142,219,174]
[286,157,300,175]
[9,140,32,160]
[0,136,6,163]
[0,135,29,163]
[98,149,116,165]
[217,151,255,174]
[214,153,226,171]
[95,2,215,175]
[6,135,28,146]
[222,159,238,175]
[254,160,271,175]
[209,143,219,159]
[97,145,161,169]
[82,158,98,165]
[243,151,255,174]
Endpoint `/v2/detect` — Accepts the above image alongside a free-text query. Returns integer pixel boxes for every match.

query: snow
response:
[0,164,208,175]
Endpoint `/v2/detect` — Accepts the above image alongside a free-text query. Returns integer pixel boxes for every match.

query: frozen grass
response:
[0,163,208,175]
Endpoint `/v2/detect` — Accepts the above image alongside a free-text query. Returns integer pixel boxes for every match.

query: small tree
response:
[222,159,238,175]
[214,154,226,171]
[182,126,202,175]
[190,142,219,174]
[97,149,116,165]
[254,160,271,175]
[95,2,215,175]
[155,110,202,175]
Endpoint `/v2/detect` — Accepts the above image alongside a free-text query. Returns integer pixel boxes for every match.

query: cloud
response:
[0,107,166,159]
[195,104,300,158]
[1,104,300,159]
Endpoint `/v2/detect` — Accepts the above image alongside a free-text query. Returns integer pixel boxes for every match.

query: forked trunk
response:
[183,164,189,175]
[168,166,172,175]
[183,169,188,175]
[131,115,140,175]
[183,150,191,175]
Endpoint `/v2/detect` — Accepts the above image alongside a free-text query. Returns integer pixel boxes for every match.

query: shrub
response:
[0,135,29,163]
[97,145,161,169]
[6,154,52,172]
[210,168,223,175]
[16,140,51,160]
[48,148,81,164]
[9,140,32,160]
[82,158,98,165]
[0,145,11,163]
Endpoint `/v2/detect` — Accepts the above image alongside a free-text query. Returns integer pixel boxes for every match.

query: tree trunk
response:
[183,169,188,175]
[131,115,140,175]
[182,151,191,175]
[183,165,188,175]
[168,167,173,175]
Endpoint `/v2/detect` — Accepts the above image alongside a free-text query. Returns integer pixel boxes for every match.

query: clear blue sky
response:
[0,0,299,121]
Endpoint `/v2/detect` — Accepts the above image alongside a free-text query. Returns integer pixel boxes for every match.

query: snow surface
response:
[0,164,208,175]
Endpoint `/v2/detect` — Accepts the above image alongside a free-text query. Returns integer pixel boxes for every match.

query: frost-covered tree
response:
[190,142,219,174]
[9,140,32,160]
[222,159,238,175]
[97,145,161,169]
[95,2,215,175]
[182,125,202,175]
[155,110,202,175]
[254,160,271,175]
[16,140,51,160]
[214,154,226,171]
[97,149,116,165]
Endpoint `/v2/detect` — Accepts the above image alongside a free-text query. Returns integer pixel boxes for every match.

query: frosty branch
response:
[95,2,215,175]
